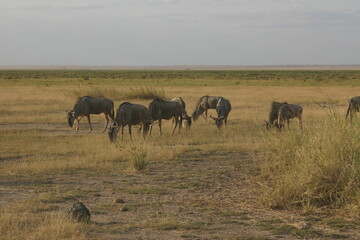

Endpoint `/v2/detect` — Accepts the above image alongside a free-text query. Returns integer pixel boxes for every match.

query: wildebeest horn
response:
[210,115,217,120]
[218,116,225,120]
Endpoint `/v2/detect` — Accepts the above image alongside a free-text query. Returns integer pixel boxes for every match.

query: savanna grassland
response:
[2,70,360,240]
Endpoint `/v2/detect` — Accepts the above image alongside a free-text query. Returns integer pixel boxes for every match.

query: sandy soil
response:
[1,123,360,239]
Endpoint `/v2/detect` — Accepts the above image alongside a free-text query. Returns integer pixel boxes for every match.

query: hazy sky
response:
[1,0,359,66]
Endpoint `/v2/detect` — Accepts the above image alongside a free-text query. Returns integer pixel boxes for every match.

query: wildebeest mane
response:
[117,102,132,111]
[194,95,208,108]
[73,96,93,108]
[151,98,166,103]
[176,97,186,110]
[115,102,131,119]
[149,98,166,117]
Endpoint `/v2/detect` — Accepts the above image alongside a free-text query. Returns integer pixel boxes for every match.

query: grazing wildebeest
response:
[210,97,231,128]
[67,96,114,133]
[148,98,183,136]
[345,96,360,123]
[277,103,303,130]
[265,101,288,129]
[192,95,222,121]
[108,102,152,142]
[170,97,192,130]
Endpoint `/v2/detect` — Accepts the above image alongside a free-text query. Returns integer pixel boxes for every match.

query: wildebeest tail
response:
[277,107,283,127]
[108,101,115,121]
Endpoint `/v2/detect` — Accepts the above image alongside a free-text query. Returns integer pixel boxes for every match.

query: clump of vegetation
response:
[65,86,122,100]
[66,86,165,101]
[128,147,149,171]
[124,86,165,99]
[261,111,360,211]
[0,205,87,240]
[2,69,360,87]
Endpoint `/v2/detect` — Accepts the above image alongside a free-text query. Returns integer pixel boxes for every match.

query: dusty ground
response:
[2,123,360,240]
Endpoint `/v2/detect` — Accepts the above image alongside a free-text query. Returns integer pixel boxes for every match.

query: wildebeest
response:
[148,98,183,136]
[345,96,360,123]
[170,97,192,129]
[210,97,231,128]
[108,102,152,142]
[192,95,222,121]
[277,103,303,130]
[265,101,288,129]
[67,96,114,133]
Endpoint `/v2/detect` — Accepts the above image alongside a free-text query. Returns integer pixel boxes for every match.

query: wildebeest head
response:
[108,124,119,142]
[210,115,225,128]
[183,114,192,129]
[264,120,281,130]
[67,110,75,127]
[142,118,153,138]
[264,121,270,130]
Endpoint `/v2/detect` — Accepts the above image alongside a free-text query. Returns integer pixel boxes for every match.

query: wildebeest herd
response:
[66,95,360,141]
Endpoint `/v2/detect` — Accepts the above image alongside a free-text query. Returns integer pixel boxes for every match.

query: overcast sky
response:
[1,0,359,66]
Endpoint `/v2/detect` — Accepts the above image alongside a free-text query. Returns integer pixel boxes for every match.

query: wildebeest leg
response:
[87,115,92,133]
[149,125,153,136]
[142,123,149,139]
[102,114,109,133]
[121,126,124,140]
[203,109,208,120]
[287,119,290,129]
[129,125,132,141]
[178,117,182,134]
[75,116,84,132]
[159,119,162,136]
[298,116,303,130]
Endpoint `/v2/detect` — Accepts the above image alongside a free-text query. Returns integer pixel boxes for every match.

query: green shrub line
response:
[1,69,360,86]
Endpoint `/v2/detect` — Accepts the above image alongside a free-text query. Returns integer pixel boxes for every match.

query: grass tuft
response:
[261,109,360,210]
[125,86,165,99]
[128,147,149,171]
[0,206,87,240]
[66,86,165,101]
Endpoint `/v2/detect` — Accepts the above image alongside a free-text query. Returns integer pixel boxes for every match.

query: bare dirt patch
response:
[2,142,360,239]
[0,123,108,135]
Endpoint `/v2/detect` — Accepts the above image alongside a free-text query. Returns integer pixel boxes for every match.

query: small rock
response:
[93,193,101,197]
[113,198,125,204]
[121,206,129,212]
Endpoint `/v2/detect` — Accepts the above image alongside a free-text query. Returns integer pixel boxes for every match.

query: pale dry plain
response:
[1,70,360,239]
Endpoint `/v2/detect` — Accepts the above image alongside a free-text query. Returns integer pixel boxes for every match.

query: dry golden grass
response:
[2,72,360,239]
[0,203,87,240]
[66,85,165,101]
[261,115,360,209]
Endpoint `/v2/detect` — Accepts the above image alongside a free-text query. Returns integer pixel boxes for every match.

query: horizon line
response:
[1,64,360,70]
